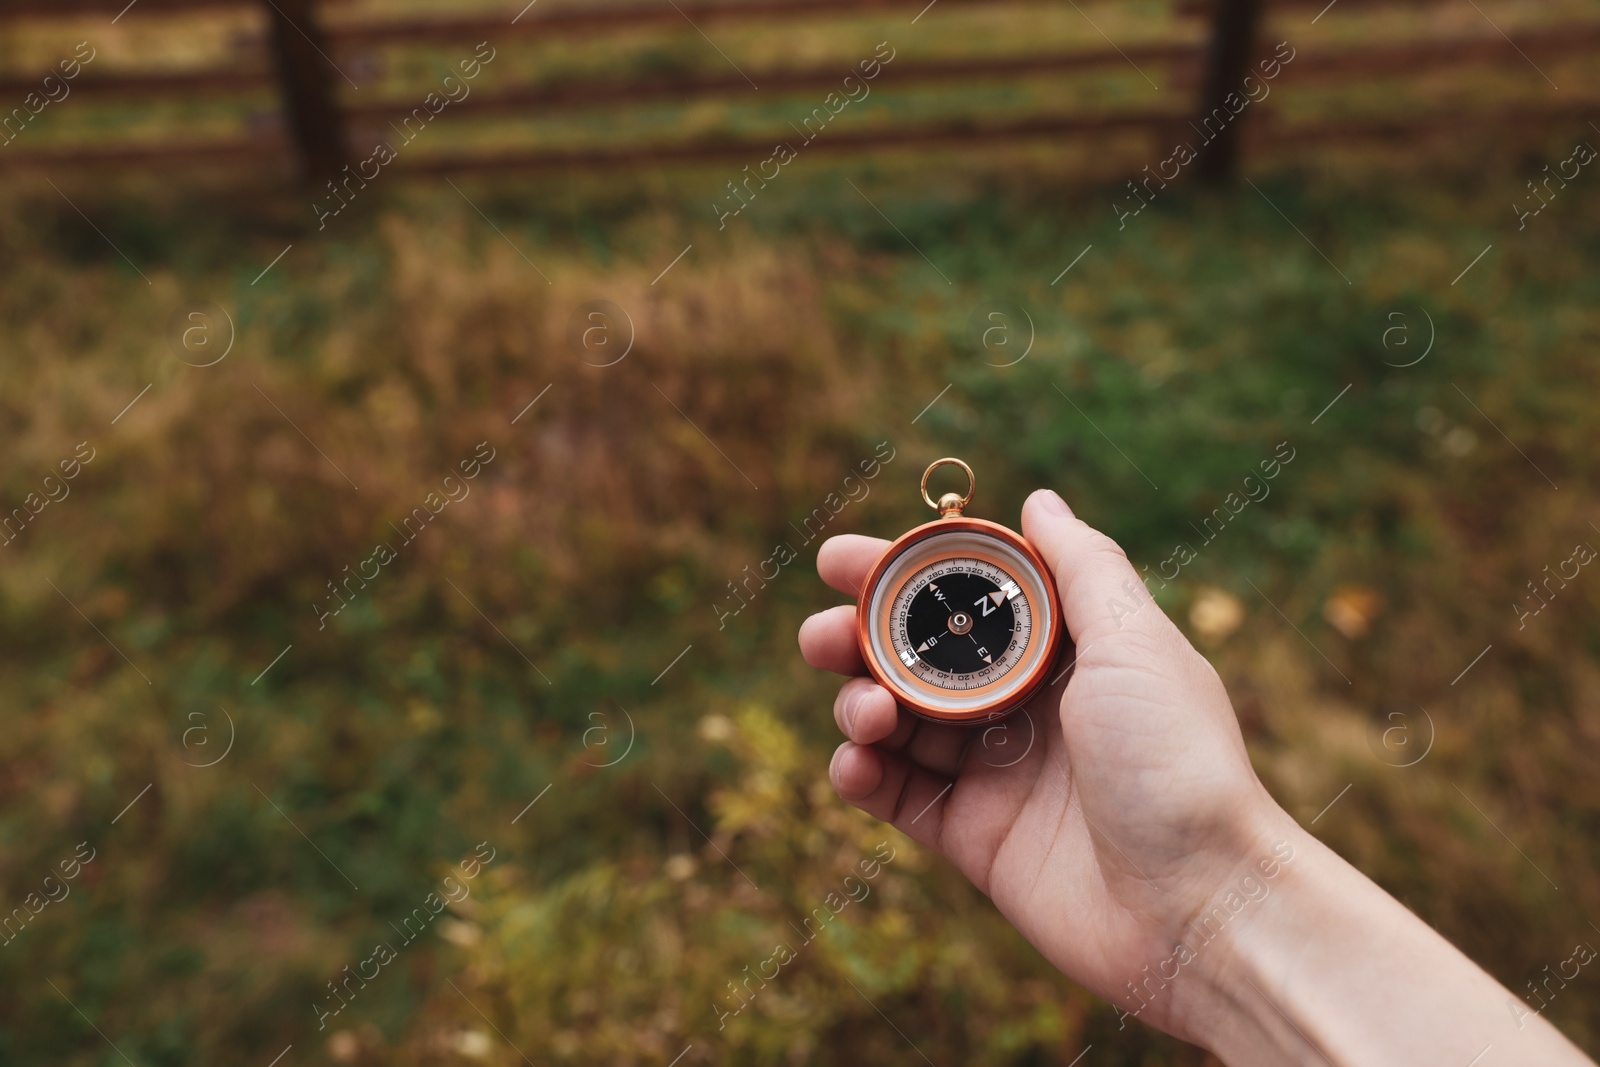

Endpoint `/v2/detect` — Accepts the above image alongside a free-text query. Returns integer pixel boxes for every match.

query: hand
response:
[799,489,1597,1065]
[799,489,1284,1040]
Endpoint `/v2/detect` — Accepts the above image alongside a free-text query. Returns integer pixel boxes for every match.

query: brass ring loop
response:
[921,457,975,515]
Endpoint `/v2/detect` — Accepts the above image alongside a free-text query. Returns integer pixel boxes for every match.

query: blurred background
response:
[1,0,1598,1063]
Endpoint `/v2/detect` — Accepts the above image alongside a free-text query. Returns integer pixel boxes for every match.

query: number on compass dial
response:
[891,557,1032,691]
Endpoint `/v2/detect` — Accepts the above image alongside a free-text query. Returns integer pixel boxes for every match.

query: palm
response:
[800,494,1271,1026]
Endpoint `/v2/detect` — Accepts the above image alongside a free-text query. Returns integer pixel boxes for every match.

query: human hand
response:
[798,488,1290,1041]
[801,489,1598,1065]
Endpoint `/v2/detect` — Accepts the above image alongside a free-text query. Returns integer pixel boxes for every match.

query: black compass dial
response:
[903,569,1017,676]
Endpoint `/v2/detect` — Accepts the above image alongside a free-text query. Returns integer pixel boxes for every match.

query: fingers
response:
[817,534,890,598]
[1020,488,1171,648]
[889,714,973,780]
[831,677,974,778]
[799,605,865,675]
[798,534,891,677]
[834,676,899,744]
[829,741,955,848]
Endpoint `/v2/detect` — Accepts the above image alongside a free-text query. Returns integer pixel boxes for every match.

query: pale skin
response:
[798,489,1595,1066]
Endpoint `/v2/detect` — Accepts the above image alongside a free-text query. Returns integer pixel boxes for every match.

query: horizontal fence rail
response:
[0,0,1595,180]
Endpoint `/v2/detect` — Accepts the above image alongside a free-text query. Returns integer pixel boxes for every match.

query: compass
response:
[857,458,1064,725]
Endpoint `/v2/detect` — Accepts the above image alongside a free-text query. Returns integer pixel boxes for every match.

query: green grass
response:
[0,149,1598,1065]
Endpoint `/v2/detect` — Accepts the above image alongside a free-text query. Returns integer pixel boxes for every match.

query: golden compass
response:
[856,459,1063,725]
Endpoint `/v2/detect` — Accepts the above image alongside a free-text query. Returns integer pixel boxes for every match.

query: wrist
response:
[1157,795,1321,1058]
[1169,809,1345,1063]
[1165,802,1593,1067]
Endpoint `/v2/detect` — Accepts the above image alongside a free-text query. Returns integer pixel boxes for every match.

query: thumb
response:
[1020,488,1169,649]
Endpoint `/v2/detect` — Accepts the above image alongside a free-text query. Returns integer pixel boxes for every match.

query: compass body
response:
[857,460,1064,725]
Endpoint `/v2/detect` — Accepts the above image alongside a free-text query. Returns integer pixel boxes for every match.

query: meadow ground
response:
[1,153,1598,1064]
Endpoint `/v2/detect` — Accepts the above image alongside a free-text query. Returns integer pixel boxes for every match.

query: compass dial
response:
[891,557,1032,690]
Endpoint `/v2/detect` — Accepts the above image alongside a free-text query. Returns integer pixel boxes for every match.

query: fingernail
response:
[1041,489,1071,515]
[843,693,857,735]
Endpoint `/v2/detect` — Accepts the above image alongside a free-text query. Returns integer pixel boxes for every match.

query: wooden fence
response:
[0,0,1596,182]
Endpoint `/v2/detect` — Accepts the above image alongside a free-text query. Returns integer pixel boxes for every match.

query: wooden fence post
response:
[1194,0,1263,184]
[263,0,347,181]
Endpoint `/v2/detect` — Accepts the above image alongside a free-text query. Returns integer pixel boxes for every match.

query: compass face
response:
[862,522,1059,723]
[892,558,1032,690]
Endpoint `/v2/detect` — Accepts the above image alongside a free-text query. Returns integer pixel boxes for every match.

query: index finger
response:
[817,534,890,599]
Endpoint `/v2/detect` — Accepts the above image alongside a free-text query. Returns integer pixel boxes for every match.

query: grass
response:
[0,146,1598,1065]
